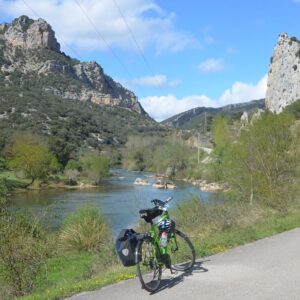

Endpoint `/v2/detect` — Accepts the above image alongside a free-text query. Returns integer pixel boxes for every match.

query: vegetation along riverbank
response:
[1,12,300,300]
[1,100,300,299]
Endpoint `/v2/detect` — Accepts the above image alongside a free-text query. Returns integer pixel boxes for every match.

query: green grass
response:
[15,206,300,300]
[33,254,94,292]
[0,171,30,190]
[19,253,135,300]
[192,208,300,257]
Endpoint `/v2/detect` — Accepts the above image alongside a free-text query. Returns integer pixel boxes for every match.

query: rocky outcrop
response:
[265,33,300,112]
[3,15,60,51]
[0,16,145,115]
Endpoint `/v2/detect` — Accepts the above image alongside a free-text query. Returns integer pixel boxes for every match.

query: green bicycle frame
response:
[149,210,177,264]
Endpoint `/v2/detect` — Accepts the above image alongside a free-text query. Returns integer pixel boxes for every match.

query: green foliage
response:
[223,112,297,209]
[79,152,110,184]
[59,206,111,253]
[172,197,246,236]
[284,99,300,119]
[0,82,167,165]
[212,114,231,152]
[6,133,60,184]
[65,159,83,172]
[0,212,48,297]
[122,134,198,177]
[0,178,8,211]
[211,115,231,181]
[33,253,94,293]
[0,157,6,171]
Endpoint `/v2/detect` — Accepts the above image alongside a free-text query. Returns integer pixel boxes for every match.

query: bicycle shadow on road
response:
[152,260,209,294]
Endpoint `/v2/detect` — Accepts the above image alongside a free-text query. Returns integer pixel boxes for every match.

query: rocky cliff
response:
[0,15,145,114]
[265,33,300,112]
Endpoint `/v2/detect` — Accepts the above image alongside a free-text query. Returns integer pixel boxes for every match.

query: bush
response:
[0,178,8,210]
[5,133,60,185]
[0,213,48,297]
[171,197,265,238]
[223,112,297,210]
[59,206,111,253]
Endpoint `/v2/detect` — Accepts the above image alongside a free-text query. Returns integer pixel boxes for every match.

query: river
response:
[10,169,217,236]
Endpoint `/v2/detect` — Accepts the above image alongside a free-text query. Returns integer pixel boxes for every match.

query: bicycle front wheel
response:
[168,229,195,271]
[136,237,162,293]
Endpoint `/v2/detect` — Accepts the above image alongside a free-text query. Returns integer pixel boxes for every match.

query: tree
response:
[6,133,60,185]
[211,115,231,181]
[224,112,297,209]
[80,152,110,185]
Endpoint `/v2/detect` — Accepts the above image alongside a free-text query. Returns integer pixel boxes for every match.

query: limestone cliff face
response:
[0,16,145,115]
[265,33,300,112]
[3,15,60,51]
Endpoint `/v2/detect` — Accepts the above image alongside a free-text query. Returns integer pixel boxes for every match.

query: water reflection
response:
[10,169,217,236]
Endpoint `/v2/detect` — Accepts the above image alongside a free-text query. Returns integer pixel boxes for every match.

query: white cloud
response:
[121,74,181,89]
[140,74,268,121]
[132,74,167,88]
[218,74,267,106]
[198,58,225,73]
[140,94,213,121]
[0,0,201,54]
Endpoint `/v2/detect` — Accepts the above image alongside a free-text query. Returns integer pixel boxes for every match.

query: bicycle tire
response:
[169,229,195,271]
[136,237,162,292]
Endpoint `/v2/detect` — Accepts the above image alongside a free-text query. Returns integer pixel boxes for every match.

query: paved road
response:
[67,228,300,300]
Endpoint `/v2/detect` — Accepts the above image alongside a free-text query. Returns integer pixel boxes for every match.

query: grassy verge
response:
[19,254,135,300]
[192,210,300,257]
[16,201,300,300]
[0,171,30,190]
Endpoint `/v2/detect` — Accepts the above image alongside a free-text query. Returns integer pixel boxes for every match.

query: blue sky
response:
[0,0,299,120]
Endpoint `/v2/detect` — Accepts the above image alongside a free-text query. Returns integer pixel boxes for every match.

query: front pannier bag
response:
[115,229,138,266]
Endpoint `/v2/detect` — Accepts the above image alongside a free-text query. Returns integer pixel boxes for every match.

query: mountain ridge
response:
[0,15,145,115]
[162,99,265,129]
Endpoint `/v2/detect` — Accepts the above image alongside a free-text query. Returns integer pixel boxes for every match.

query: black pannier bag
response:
[115,229,138,267]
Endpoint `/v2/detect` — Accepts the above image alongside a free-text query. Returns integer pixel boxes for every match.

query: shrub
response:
[171,197,264,238]
[5,133,60,185]
[0,213,48,297]
[223,112,297,210]
[59,206,111,253]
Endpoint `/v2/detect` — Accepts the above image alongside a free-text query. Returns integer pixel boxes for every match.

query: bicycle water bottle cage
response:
[139,207,162,223]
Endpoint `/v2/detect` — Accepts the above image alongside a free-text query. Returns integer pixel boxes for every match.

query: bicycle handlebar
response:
[151,197,173,209]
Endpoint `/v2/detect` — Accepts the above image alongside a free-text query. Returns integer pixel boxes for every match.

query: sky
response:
[0,0,299,121]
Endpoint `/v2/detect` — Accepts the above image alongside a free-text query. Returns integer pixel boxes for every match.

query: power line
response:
[74,0,134,79]
[112,0,164,92]
[21,0,81,59]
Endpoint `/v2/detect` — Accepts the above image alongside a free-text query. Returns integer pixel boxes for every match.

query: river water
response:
[10,169,216,236]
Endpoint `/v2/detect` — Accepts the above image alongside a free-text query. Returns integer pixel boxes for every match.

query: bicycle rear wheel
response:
[136,237,162,292]
[168,229,195,271]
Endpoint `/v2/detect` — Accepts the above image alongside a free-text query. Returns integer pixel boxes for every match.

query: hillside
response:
[162,99,265,130]
[0,16,167,163]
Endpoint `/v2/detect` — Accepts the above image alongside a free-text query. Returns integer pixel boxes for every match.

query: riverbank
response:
[17,199,300,300]
[0,170,107,193]
[187,179,230,192]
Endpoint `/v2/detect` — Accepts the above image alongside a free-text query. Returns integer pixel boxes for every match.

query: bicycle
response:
[135,197,195,292]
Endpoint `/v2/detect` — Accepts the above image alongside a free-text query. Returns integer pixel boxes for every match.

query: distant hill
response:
[162,99,265,130]
[0,16,167,163]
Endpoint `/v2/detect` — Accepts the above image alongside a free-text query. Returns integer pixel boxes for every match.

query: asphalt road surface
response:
[67,228,300,300]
